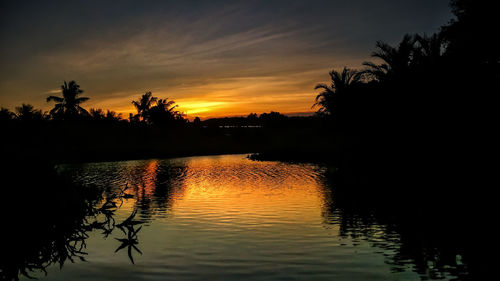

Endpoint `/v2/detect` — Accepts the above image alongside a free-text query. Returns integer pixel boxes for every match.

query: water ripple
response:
[43,154,429,281]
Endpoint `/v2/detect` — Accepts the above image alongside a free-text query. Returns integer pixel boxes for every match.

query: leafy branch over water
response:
[115,210,143,264]
[0,174,144,281]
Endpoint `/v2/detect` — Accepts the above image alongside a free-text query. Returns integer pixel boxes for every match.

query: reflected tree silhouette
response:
[318,168,487,280]
[115,210,143,264]
[130,161,187,218]
[0,166,145,281]
[0,1,496,279]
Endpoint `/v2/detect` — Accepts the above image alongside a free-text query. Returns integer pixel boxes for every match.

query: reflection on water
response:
[8,154,473,280]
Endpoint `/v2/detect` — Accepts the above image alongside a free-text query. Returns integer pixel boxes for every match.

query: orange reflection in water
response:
[165,156,330,227]
[135,160,159,201]
[114,155,334,232]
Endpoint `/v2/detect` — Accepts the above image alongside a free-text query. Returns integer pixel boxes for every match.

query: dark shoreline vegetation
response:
[0,1,497,280]
[1,161,146,281]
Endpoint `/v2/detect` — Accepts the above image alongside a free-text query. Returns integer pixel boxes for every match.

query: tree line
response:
[0,81,187,127]
[309,0,498,153]
[1,0,496,166]
[0,81,295,128]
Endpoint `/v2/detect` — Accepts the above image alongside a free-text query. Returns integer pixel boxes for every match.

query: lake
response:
[18,154,467,280]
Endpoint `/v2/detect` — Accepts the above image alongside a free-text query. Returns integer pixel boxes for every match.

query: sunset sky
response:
[0,0,451,119]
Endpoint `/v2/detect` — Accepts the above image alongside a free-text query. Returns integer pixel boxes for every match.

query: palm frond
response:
[314,83,330,90]
[75,97,89,103]
[46,96,64,103]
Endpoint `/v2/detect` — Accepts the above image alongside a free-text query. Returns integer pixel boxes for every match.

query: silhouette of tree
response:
[131,92,157,122]
[105,110,122,121]
[259,111,286,120]
[247,113,258,126]
[148,98,185,126]
[0,171,145,281]
[414,33,445,66]
[129,113,140,124]
[89,108,106,120]
[46,81,89,120]
[193,117,201,127]
[15,104,43,122]
[258,111,287,128]
[313,67,362,115]
[0,107,15,122]
[247,113,258,119]
[89,109,122,122]
[442,0,499,72]
[153,98,178,115]
[362,34,415,81]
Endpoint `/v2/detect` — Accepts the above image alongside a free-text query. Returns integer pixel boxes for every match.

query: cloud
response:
[43,89,61,95]
[0,0,451,114]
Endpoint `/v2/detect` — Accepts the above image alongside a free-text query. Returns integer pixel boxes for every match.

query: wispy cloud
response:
[0,0,451,114]
[42,89,61,95]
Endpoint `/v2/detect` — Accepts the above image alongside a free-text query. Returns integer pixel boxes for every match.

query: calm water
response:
[22,154,463,280]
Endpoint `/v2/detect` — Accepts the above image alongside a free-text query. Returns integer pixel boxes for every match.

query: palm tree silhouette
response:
[131,92,157,122]
[362,34,415,81]
[15,104,44,122]
[105,110,122,121]
[46,81,89,119]
[148,98,184,125]
[313,67,362,115]
[89,108,105,120]
[154,98,178,116]
[414,33,445,67]
[0,107,15,122]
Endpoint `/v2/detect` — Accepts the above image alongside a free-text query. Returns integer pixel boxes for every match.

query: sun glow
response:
[176,101,230,115]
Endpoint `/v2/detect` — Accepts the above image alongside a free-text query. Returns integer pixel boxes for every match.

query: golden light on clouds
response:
[0,9,366,118]
[0,1,448,117]
[106,70,336,119]
[176,101,230,115]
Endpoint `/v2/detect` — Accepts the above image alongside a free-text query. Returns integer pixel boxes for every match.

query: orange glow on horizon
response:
[103,100,315,120]
[45,71,328,120]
